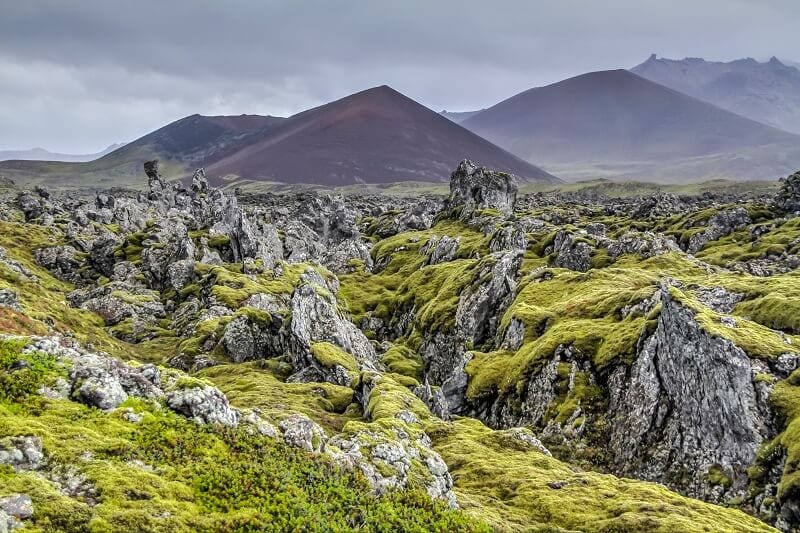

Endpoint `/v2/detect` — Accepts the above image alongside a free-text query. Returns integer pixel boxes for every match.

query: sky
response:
[1,0,798,153]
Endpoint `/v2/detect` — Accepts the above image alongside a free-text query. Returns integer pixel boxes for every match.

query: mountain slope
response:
[0,143,125,163]
[461,69,800,182]
[0,114,284,188]
[205,86,558,185]
[632,55,800,134]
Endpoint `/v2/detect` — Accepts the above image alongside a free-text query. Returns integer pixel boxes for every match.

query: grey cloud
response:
[0,0,797,152]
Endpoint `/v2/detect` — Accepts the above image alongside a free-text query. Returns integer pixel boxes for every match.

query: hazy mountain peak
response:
[632,55,800,134]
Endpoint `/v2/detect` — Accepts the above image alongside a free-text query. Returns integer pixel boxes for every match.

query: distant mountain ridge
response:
[0,87,557,187]
[440,110,483,123]
[0,143,125,163]
[632,54,800,134]
[461,69,800,182]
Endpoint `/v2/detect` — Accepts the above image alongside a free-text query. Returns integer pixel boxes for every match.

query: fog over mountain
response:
[0,144,125,163]
[632,54,800,134]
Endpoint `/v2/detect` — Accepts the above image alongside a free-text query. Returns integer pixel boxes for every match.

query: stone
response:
[279,414,327,453]
[550,231,592,272]
[694,286,743,314]
[0,495,33,520]
[608,288,770,503]
[0,436,43,471]
[144,160,166,195]
[775,171,800,214]
[687,208,751,254]
[191,168,209,194]
[166,385,239,427]
[0,288,20,310]
[490,224,527,252]
[445,160,518,218]
[421,235,460,265]
[166,259,195,291]
[289,279,377,372]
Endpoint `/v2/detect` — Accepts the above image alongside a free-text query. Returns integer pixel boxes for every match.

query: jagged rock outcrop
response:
[144,160,167,196]
[420,250,522,416]
[288,271,378,382]
[687,208,751,254]
[221,312,286,363]
[608,231,680,259]
[608,288,771,503]
[548,230,593,271]
[776,171,800,214]
[445,160,518,218]
[191,168,209,194]
[35,245,80,283]
[421,235,460,265]
[490,224,527,252]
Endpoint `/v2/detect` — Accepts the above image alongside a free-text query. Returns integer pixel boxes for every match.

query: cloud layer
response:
[1,0,797,152]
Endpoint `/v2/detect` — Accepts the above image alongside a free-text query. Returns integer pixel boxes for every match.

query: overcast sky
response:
[1,0,798,153]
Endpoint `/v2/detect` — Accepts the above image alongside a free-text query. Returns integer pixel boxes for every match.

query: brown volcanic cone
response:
[204,85,559,186]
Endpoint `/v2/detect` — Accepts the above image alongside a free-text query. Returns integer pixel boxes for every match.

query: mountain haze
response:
[440,110,483,123]
[0,144,125,163]
[632,55,800,134]
[462,69,800,182]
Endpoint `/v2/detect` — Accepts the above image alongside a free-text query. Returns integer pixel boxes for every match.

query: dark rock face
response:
[608,289,771,503]
[445,159,518,218]
[191,168,209,194]
[776,171,800,214]
[144,160,166,195]
[419,250,522,417]
[687,207,751,254]
[548,230,592,272]
[469,285,777,508]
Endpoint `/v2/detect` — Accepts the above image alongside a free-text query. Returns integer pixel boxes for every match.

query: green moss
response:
[310,342,359,372]
[428,418,775,533]
[364,374,431,422]
[197,363,357,432]
[707,465,733,488]
[381,343,424,381]
[110,290,156,305]
[0,338,63,401]
[737,295,800,334]
[0,395,482,532]
[207,234,231,249]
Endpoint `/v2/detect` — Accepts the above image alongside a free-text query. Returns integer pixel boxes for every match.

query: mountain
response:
[0,114,285,188]
[783,58,800,70]
[440,110,483,123]
[0,143,125,163]
[461,69,800,182]
[203,85,558,185]
[632,54,800,134]
[0,87,556,188]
